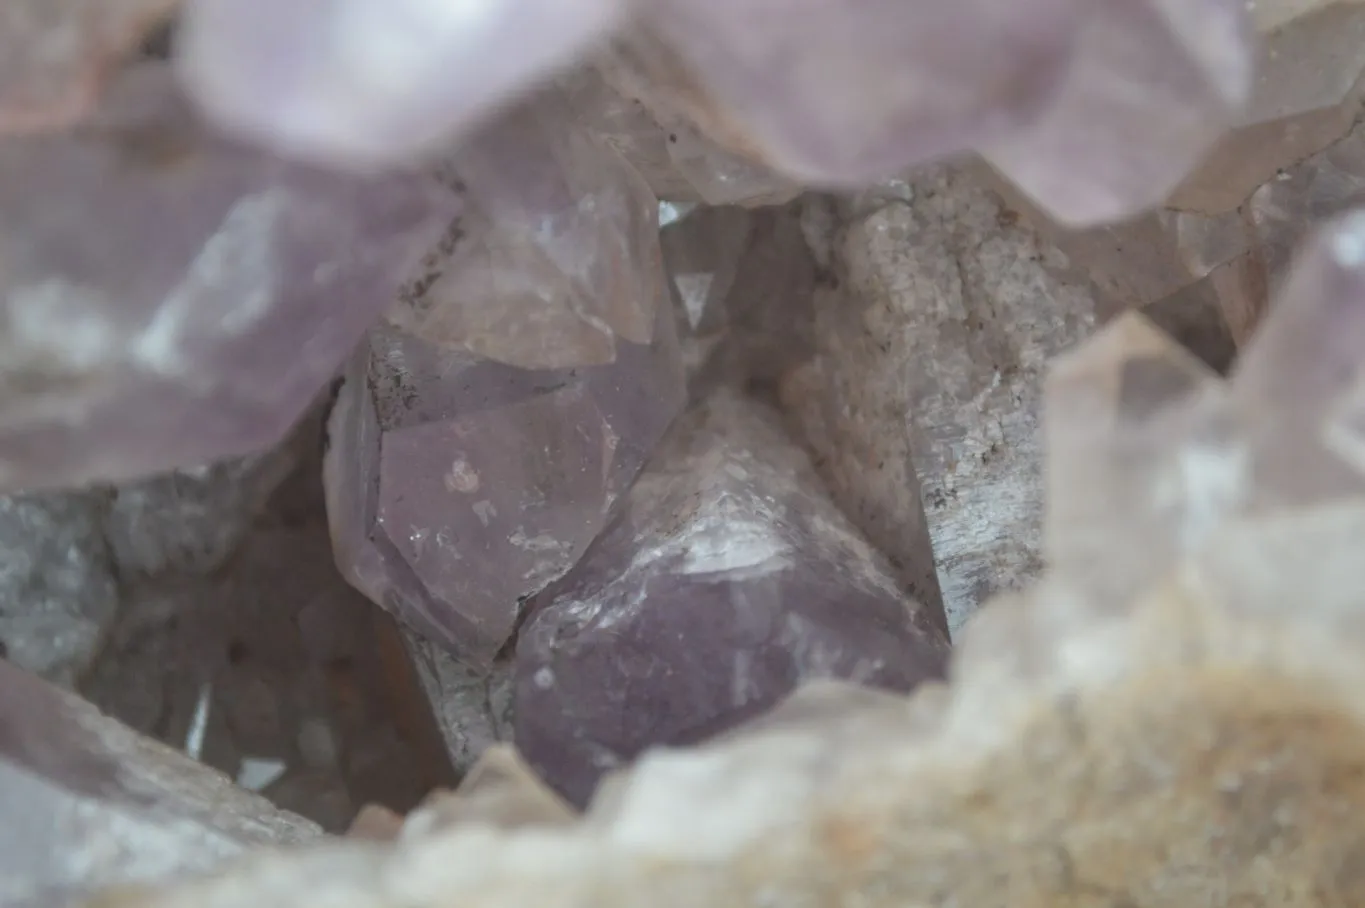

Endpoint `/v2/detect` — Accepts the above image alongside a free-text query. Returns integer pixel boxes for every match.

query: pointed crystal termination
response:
[635,0,1084,187]
[1044,313,1240,610]
[0,659,318,907]
[0,63,459,491]
[1170,0,1365,214]
[174,0,627,172]
[984,0,1253,225]
[515,391,949,807]
[1232,208,1365,508]
[388,92,665,371]
[0,0,177,135]
[325,213,685,675]
[580,45,801,208]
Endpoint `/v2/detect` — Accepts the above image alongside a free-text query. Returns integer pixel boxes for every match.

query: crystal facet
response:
[175,0,627,171]
[1008,110,1365,355]
[661,201,817,394]
[583,46,801,207]
[0,63,458,490]
[515,392,949,806]
[635,0,1083,185]
[1045,313,1237,609]
[0,659,317,907]
[984,0,1252,225]
[388,94,666,371]
[1170,0,1365,213]
[325,310,684,672]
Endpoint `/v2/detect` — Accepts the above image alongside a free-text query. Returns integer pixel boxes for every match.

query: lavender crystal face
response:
[0,659,317,907]
[390,93,666,371]
[324,94,685,670]
[0,63,458,490]
[515,392,949,807]
[573,51,800,208]
[984,0,1252,225]
[636,0,1083,185]
[324,309,685,673]
[175,0,627,171]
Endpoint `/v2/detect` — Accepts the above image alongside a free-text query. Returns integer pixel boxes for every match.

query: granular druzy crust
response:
[325,309,685,673]
[0,63,459,490]
[515,392,949,806]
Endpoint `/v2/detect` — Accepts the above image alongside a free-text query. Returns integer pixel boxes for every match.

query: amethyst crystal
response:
[515,392,949,806]
[389,93,667,371]
[575,47,801,208]
[0,63,457,490]
[0,659,317,907]
[324,93,684,671]
[983,0,1251,224]
[325,301,684,673]
[175,0,627,171]
[634,0,1084,186]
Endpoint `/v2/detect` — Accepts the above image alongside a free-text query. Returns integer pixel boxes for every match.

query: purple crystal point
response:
[0,63,459,490]
[325,302,683,672]
[325,93,685,669]
[514,392,949,806]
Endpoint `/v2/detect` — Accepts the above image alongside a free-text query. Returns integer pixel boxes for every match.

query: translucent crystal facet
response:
[1042,209,1365,608]
[1170,0,1365,213]
[661,201,818,394]
[515,392,948,806]
[1012,110,1365,358]
[636,0,1083,186]
[984,0,1253,225]
[0,63,458,490]
[325,298,684,671]
[583,47,801,208]
[175,0,627,171]
[1045,314,1238,609]
[387,94,665,371]
[1232,208,1365,508]
[0,659,317,907]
